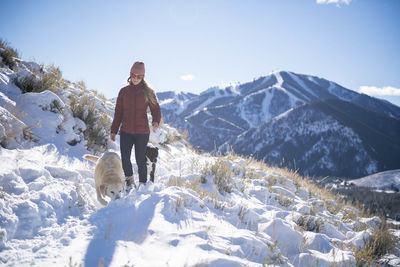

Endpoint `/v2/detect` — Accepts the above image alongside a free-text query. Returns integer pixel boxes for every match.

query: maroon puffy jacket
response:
[111,83,161,135]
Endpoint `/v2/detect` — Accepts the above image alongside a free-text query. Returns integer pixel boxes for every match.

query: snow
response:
[286,72,318,98]
[160,94,191,115]
[238,89,270,128]
[349,169,400,191]
[1,57,400,266]
[273,71,285,90]
[0,106,26,148]
[2,131,389,266]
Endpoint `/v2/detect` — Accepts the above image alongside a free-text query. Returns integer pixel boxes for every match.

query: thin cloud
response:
[180,74,196,81]
[316,0,352,5]
[359,86,400,96]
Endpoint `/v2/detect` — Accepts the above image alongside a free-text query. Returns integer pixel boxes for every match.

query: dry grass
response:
[0,39,19,70]
[238,205,248,223]
[67,256,83,267]
[275,192,295,208]
[243,166,262,180]
[271,167,348,213]
[208,153,399,264]
[200,162,210,184]
[13,65,66,95]
[167,176,185,187]
[164,129,188,145]
[210,158,233,194]
[263,240,287,265]
[69,94,111,152]
[225,144,239,161]
[174,195,189,212]
[90,89,107,102]
[167,176,227,210]
[172,150,398,265]
[354,222,399,266]
[258,165,399,265]
[295,215,323,232]
[76,81,87,91]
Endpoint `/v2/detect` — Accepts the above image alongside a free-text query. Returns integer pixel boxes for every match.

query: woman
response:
[110,61,161,189]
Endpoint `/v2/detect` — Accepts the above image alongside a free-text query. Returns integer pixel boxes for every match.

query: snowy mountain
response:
[1,50,400,266]
[223,99,400,178]
[158,71,400,178]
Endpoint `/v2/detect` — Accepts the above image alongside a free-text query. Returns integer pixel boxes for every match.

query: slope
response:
[3,133,399,266]
[223,99,400,178]
[1,49,399,267]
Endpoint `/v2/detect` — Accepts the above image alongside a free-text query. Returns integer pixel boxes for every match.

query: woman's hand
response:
[152,122,159,131]
[110,133,116,142]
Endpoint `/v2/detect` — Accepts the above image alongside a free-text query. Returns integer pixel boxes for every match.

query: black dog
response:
[146,146,159,183]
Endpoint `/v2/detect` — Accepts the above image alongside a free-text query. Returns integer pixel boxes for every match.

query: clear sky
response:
[1,0,400,106]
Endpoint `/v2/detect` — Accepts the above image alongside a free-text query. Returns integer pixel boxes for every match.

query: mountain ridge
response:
[158,71,400,178]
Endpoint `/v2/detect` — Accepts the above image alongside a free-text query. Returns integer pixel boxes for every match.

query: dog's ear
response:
[100,185,107,197]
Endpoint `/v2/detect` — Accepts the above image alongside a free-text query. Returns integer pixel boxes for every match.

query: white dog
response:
[83,152,125,206]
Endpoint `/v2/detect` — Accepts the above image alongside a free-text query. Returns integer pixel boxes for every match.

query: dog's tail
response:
[83,154,99,163]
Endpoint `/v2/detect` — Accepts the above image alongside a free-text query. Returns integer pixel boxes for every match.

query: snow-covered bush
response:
[0,39,19,70]
[13,65,66,95]
[355,223,399,266]
[295,215,323,232]
[69,93,111,153]
[0,106,36,148]
[210,158,233,194]
[75,80,107,102]
[164,127,187,145]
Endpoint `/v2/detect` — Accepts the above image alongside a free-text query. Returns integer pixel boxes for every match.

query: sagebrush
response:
[69,94,111,152]
[0,39,19,70]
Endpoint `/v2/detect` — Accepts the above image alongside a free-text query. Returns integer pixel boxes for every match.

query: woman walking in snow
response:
[110,61,161,189]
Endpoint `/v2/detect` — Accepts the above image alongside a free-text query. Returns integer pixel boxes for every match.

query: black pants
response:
[120,132,149,183]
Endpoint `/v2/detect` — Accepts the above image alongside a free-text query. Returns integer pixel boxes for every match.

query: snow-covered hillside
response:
[221,99,393,178]
[350,169,400,191]
[2,135,400,266]
[1,51,399,266]
[0,59,115,154]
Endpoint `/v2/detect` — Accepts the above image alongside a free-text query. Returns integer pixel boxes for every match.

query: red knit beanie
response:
[130,61,145,75]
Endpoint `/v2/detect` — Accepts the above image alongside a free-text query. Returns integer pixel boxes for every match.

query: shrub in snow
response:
[210,158,233,194]
[0,228,6,249]
[163,127,187,145]
[295,214,323,232]
[355,223,399,266]
[263,241,288,265]
[69,93,111,153]
[75,81,107,102]
[276,194,295,208]
[0,106,35,148]
[360,216,382,230]
[13,65,66,95]
[0,39,19,70]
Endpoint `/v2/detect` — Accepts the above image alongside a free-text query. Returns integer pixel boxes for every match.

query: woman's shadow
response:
[84,194,160,267]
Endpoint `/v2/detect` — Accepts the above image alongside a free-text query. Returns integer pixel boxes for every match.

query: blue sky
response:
[1,0,400,106]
